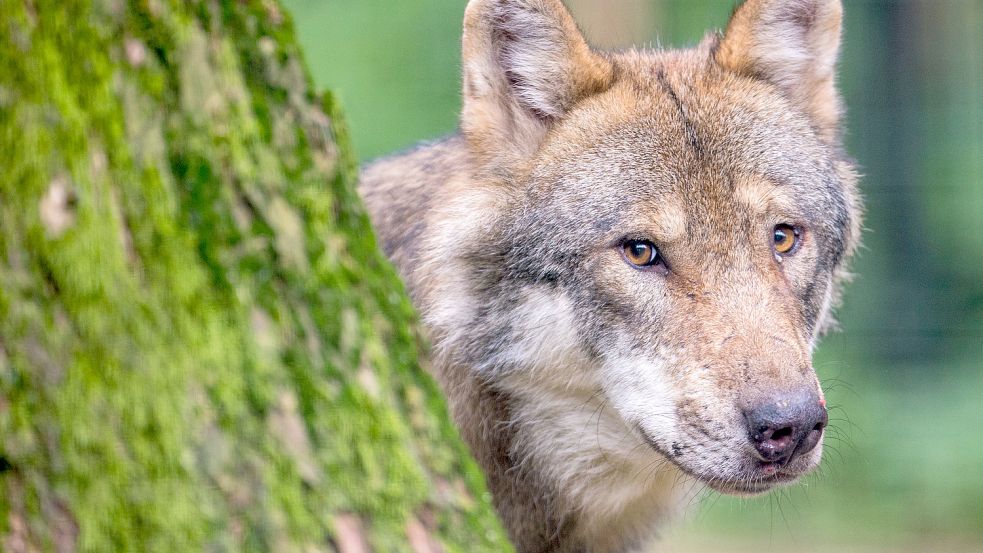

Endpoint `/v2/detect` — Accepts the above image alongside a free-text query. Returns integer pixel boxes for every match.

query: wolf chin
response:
[360,0,863,551]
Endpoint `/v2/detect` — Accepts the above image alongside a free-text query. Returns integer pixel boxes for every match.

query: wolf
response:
[360,0,863,551]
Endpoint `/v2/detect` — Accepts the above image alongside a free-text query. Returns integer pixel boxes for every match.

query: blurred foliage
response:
[283,0,983,550]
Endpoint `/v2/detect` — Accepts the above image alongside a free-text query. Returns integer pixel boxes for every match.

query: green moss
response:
[0,0,512,551]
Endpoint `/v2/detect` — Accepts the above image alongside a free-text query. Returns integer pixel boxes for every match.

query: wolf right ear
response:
[461,0,614,170]
[716,0,845,143]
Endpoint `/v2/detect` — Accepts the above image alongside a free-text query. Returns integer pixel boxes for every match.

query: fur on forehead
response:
[527,58,841,194]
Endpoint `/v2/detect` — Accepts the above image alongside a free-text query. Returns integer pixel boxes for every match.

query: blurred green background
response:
[282,0,983,551]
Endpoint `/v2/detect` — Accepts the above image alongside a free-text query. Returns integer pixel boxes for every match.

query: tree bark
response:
[0,1,511,552]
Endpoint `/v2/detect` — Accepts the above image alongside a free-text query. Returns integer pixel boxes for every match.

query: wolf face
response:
[361,0,862,550]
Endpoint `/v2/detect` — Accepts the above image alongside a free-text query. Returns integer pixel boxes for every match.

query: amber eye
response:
[773,224,799,255]
[622,240,663,269]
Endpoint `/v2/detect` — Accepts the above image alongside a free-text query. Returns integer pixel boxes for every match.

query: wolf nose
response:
[745,396,828,464]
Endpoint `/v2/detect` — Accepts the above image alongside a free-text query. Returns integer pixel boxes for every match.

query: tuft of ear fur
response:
[461,0,614,169]
[716,0,844,142]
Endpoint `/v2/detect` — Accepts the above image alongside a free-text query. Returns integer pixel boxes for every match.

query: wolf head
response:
[425,0,861,509]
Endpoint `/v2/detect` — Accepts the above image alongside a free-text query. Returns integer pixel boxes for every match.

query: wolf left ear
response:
[716,0,844,142]
[461,0,614,170]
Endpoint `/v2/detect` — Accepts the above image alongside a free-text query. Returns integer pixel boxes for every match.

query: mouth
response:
[674,459,804,497]
[703,465,802,496]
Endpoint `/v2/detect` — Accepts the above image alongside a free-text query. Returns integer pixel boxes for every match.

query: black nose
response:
[746,395,828,465]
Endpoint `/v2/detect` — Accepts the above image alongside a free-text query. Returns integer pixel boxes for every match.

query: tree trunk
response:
[0,1,511,552]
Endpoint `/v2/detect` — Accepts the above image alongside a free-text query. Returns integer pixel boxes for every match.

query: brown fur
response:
[361,1,862,551]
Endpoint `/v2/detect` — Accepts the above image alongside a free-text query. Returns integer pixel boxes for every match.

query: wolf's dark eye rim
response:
[773,224,802,255]
[621,239,668,273]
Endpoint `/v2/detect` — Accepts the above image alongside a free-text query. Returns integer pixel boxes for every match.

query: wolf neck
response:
[360,137,694,552]
[438,351,694,553]
[508,380,696,551]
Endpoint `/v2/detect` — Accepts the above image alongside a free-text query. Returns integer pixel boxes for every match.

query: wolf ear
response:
[461,0,614,168]
[716,0,844,142]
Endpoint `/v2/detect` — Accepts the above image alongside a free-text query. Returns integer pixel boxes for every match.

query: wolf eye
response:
[622,240,665,271]
[773,224,800,255]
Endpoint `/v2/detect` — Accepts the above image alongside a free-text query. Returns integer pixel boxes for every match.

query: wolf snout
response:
[745,394,828,466]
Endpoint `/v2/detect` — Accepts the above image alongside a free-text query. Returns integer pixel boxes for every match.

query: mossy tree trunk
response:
[0,1,511,552]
